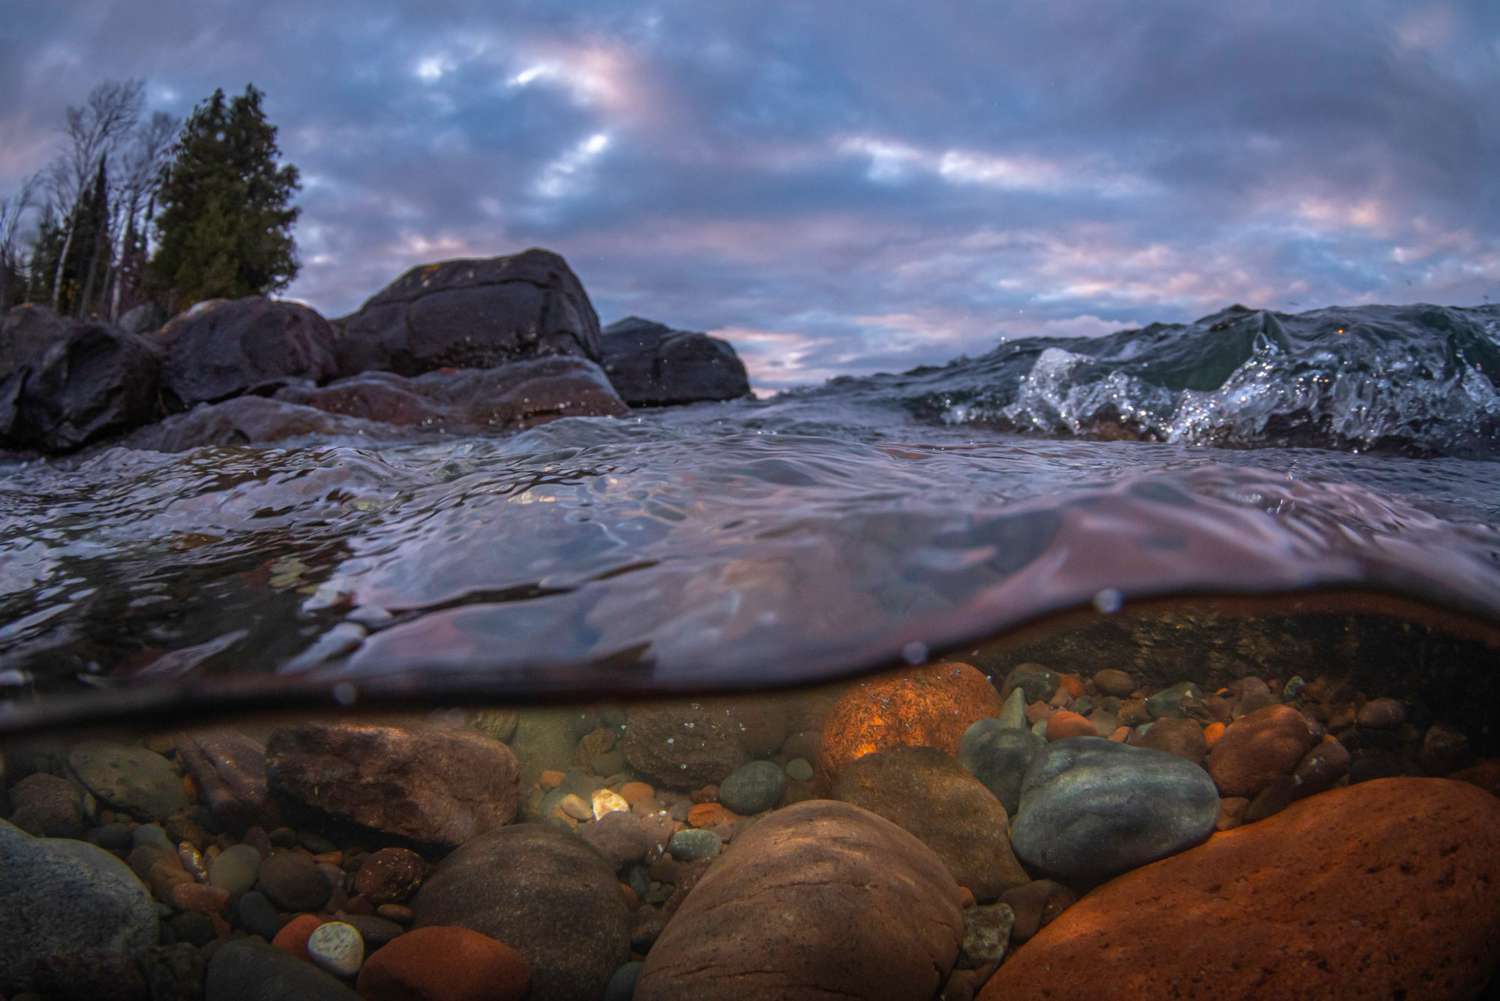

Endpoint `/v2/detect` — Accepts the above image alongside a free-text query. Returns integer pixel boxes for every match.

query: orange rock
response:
[538,770,565,791]
[818,662,1002,778]
[1450,758,1500,799]
[957,886,976,909]
[687,802,741,830]
[1109,727,1130,743]
[169,881,230,914]
[619,781,656,806]
[1206,704,1319,797]
[979,779,1500,1001]
[358,925,530,1001]
[1203,721,1226,748]
[1057,673,1086,699]
[1043,711,1095,742]
[1024,701,1053,725]
[271,913,324,960]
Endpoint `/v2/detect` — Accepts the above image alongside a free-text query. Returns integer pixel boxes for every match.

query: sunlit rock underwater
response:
[2,250,1499,999]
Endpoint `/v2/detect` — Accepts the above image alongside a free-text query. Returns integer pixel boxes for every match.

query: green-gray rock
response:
[996,688,1028,730]
[668,828,722,861]
[208,843,262,896]
[959,903,1016,968]
[68,741,188,820]
[958,719,1046,817]
[0,819,159,994]
[205,939,360,1001]
[1145,681,1202,720]
[718,761,785,815]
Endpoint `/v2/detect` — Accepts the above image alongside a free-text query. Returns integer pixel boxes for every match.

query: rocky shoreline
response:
[0,248,752,459]
[3,660,1497,1000]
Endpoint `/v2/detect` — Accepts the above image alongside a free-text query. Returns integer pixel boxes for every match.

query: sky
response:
[2,2,1498,392]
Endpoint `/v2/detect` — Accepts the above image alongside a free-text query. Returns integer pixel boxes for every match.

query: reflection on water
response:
[1,603,1496,998]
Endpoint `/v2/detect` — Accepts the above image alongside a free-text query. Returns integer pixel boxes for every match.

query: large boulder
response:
[205,939,360,1001]
[174,729,281,834]
[980,778,1500,1001]
[413,823,630,1001]
[122,394,397,452]
[275,355,628,430]
[601,317,751,406]
[635,800,965,1001]
[1010,737,1219,882]
[832,746,1030,900]
[622,699,787,791]
[68,740,189,821]
[0,320,161,452]
[0,303,70,377]
[153,296,338,409]
[265,722,520,850]
[0,819,160,994]
[1206,703,1321,798]
[335,249,603,377]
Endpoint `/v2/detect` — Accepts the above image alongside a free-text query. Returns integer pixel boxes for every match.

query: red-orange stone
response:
[1057,673,1086,699]
[271,913,323,960]
[357,925,531,1001]
[1203,721,1226,748]
[1043,711,1095,742]
[979,778,1500,1001]
[818,663,1002,778]
[1206,703,1319,797]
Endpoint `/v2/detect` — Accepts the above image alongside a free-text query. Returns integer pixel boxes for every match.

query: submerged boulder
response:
[0,320,161,452]
[601,317,751,406]
[636,800,964,1001]
[153,296,338,409]
[336,248,603,377]
[121,394,391,451]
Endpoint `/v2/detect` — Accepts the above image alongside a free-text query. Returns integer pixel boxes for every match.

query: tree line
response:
[0,80,302,322]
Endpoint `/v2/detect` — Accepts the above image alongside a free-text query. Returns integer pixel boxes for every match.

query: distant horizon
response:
[4,2,1496,392]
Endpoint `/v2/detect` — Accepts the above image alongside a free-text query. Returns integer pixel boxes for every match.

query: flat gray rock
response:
[68,741,188,820]
[1011,737,1219,881]
[205,939,360,1001]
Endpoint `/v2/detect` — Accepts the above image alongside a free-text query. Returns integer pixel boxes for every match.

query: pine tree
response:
[150,85,301,312]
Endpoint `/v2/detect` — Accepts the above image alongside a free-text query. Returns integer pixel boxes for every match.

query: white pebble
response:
[592,788,630,820]
[307,921,364,978]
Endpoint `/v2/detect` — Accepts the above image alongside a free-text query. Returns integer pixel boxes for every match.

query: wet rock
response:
[1001,663,1058,704]
[600,317,751,405]
[0,321,162,453]
[1144,680,1201,719]
[266,722,519,849]
[1228,676,1277,718]
[635,800,964,1001]
[958,720,1046,817]
[29,949,148,1001]
[336,913,404,950]
[1091,668,1136,697]
[353,846,426,904]
[276,355,627,432]
[154,296,337,409]
[208,843,262,896]
[604,961,643,1001]
[236,889,285,939]
[335,249,603,377]
[580,809,671,870]
[1357,696,1407,729]
[8,772,86,837]
[0,820,159,995]
[1292,736,1351,796]
[123,393,393,451]
[717,760,785,814]
[1419,723,1473,775]
[668,827,722,861]
[1206,704,1320,798]
[206,938,360,1001]
[307,921,364,979]
[174,729,280,834]
[978,778,1500,1001]
[1011,737,1219,882]
[958,903,1015,968]
[999,879,1077,943]
[819,662,1003,779]
[68,741,188,821]
[1134,717,1207,761]
[257,849,332,912]
[832,746,1030,900]
[118,301,167,336]
[140,942,204,1001]
[357,925,531,1001]
[621,702,754,791]
[0,303,70,377]
[995,688,1028,729]
[1043,710,1095,741]
[413,823,629,1001]
[1349,747,1416,783]
[273,913,326,959]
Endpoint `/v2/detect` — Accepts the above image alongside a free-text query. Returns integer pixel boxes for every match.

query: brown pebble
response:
[1216,796,1250,831]
[538,770,566,790]
[376,903,414,923]
[1091,669,1136,698]
[1000,879,1077,943]
[690,785,719,804]
[1357,697,1407,729]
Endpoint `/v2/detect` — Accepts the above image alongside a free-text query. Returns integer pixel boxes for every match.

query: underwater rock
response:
[353,846,426,904]
[1042,710,1095,741]
[265,722,520,849]
[999,879,1077,943]
[958,720,1046,817]
[335,248,604,377]
[174,729,280,834]
[1011,737,1219,882]
[958,902,1015,968]
[621,700,782,791]
[600,317,752,406]
[667,827,722,861]
[1144,680,1202,719]
[1133,716,1208,762]
[819,662,1003,779]
[207,842,261,896]
[307,920,364,979]
[1091,668,1136,697]
[979,778,1500,1001]
[356,925,531,1001]
[832,746,1030,900]
[153,296,338,409]
[206,938,360,1001]
[257,849,331,912]
[580,810,672,870]
[1001,663,1058,704]
[7,772,86,837]
[122,394,394,451]
[717,760,786,814]
[67,741,188,821]
[1206,703,1320,798]
[0,820,159,995]
[0,303,70,378]
[413,823,629,1001]
[636,799,964,1001]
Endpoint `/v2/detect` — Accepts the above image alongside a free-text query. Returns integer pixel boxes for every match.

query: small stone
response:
[592,788,631,820]
[307,921,364,979]
[668,828,722,861]
[604,960,643,1001]
[1357,697,1407,729]
[298,830,338,854]
[1419,723,1473,775]
[258,850,332,912]
[999,879,1076,943]
[1293,737,1351,796]
[995,689,1028,730]
[718,760,786,814]
[132,824,174,851]
[1091,669,1135,698]
[353,847,425,905]
[1135,717,1207,762]
[539,770,566,790]
[91,822,135,850]
[1216,797,1250,831]
[619,781,655,806]
[1145,681,1201,720]
[376,903,413,924]
[334,913,403,951]
[958,903,1015,968]
[784,758,814,782]
[1043,711,1095,742]
[169,881,230,914]
[272,913,325,960]
[206,938,362,1001]
[236,890,284,939]
[558,793,593,821]
[1002,663,1059,704]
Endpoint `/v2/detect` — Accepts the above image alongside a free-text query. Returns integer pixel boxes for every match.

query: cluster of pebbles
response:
[2,660,1498,1001]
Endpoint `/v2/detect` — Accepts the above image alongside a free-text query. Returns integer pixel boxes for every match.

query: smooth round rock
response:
[1144,681,1201,720]
[208,843,262,896]
[958,719,1046,817]
[1357,697,1407,729]
[718,761,785,814]
[668,828,722,861]
[1207,704,1320,798]
[206,938,360,1001]
[1001,664,1058,704]
[8,773,86,837]
[784,758,814,782]
[68,741,189,820]
[258,850,332,912]
[236,890,286,939]
[307,921,364,979]
[980,779,1500,1001]
[353,847,425,905]
[357,925,530,1001]
[1091,669,1136,698]
[604,960,643,1001]
[1011,737,1219,881]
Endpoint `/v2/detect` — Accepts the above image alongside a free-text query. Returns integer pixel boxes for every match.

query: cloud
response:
[1,0,1496,385]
